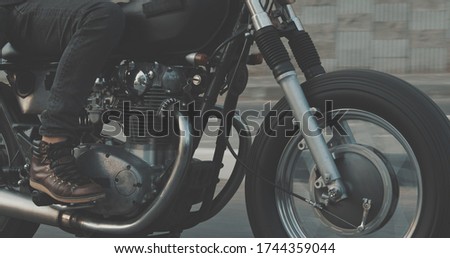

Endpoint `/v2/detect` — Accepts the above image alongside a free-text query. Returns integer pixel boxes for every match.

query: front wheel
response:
[245,70,450,237]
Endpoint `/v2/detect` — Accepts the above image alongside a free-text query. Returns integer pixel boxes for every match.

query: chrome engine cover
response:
[76,145,164,218]
[76,60,190,218]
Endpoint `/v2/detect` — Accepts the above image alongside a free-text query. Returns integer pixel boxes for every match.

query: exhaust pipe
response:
[0,111,192,235]
[0,188,60,227]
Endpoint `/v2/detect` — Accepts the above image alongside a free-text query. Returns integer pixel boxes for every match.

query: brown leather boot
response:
[29,141,105,204]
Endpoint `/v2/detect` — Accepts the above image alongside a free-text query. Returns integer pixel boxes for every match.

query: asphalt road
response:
[34,79,450,238]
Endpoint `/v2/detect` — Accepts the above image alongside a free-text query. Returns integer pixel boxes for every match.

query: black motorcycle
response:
[0,0,449,237]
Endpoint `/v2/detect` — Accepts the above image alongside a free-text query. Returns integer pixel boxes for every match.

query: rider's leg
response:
[7,0,125,203]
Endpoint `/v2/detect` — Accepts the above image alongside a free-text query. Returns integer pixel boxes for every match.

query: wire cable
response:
[225,140,358,229]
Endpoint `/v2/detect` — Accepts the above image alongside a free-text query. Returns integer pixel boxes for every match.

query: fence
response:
[249,0,450,75]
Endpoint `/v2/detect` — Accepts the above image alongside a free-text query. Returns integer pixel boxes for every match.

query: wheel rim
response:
[276,109,422,237]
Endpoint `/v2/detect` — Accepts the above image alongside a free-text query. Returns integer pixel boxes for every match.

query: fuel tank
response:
[119,0,235,58]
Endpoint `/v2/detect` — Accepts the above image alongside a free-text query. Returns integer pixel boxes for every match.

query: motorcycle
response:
[0,0,449,238]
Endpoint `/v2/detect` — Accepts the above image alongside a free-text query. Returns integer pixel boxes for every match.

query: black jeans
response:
[7,0,125,140]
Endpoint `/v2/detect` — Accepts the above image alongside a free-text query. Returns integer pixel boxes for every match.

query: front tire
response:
[245,70,450,237]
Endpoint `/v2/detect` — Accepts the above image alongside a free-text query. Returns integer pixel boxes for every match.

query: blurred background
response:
[35,0,450,237]
[249,0,450,75]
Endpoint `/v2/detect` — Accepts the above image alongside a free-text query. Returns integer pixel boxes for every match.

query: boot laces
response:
[46,143,91,186]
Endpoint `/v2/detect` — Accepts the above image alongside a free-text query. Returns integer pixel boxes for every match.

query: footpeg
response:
[31,190,96,210]
[32,190,57,206]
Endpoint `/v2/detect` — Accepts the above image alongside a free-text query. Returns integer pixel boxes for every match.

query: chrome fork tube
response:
[276,72,347,200]
[245,0,272,30]
[283,4,304,31]
[245,0,347,201]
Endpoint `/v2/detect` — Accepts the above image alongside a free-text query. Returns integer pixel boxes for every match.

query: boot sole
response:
[30,180,105,204]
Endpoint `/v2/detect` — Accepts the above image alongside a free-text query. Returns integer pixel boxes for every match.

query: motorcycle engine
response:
[75,60,201,218]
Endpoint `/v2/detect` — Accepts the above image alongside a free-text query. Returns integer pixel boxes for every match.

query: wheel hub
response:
[309,144,398,235]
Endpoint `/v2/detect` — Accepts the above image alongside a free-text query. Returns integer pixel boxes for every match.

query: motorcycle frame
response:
[0,0,347,235]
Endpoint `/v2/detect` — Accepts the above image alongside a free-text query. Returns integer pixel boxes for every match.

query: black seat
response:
[1,42,59,63]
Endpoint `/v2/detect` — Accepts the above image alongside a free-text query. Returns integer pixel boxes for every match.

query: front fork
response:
[245,0,347,201]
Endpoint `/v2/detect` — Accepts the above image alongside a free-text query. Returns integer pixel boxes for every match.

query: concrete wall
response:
[249,0,450,75]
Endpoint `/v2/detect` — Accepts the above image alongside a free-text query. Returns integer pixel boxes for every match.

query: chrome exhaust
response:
[64,111,193,234]
[0,111,193,235]
[0,188,60,227]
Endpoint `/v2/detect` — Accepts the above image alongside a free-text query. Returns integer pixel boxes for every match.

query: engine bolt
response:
[329,189,337,198]
[328,188,341,201]
[192,75,202,86]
